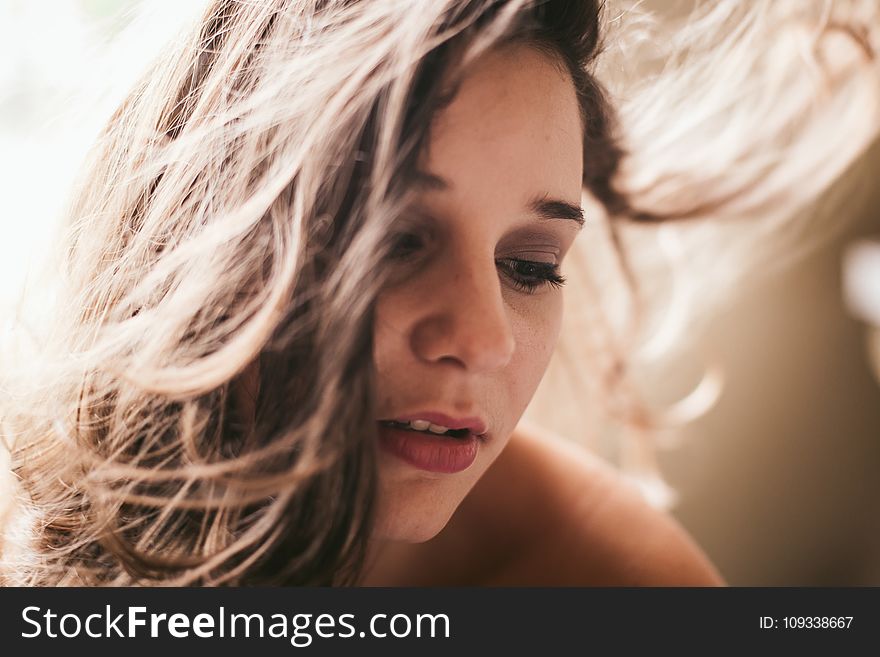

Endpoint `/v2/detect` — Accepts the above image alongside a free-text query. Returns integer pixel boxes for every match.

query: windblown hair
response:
[525,0,880,505]
[2,0,879,585]
[0,0,624,586]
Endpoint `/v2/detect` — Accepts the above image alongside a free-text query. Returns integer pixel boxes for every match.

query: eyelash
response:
[388,233,566,294]
[496,258,566,293]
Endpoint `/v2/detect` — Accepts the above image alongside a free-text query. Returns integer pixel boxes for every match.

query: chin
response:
[373,501,458,544]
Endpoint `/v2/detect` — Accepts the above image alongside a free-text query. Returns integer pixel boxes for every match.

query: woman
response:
[1,0,876,586]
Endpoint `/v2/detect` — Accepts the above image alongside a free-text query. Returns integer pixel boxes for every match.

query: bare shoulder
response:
[455,420,726,586]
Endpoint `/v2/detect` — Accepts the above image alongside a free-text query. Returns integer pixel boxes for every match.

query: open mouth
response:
[378,419,471,439]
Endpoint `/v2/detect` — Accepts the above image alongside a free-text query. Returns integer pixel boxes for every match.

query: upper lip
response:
[379,411,489,436]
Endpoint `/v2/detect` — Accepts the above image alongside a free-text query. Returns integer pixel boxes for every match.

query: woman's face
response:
[372,44,585,542]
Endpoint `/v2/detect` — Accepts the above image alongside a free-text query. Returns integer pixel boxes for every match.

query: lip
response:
[383,411,488,436]
[376,423,479,473]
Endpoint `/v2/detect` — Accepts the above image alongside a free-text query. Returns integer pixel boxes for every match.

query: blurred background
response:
[662,139,880,586]
[1,0,878,585]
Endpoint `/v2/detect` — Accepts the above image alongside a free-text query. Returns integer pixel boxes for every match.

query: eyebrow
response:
[529,196,585,227]
[414,171,586,228]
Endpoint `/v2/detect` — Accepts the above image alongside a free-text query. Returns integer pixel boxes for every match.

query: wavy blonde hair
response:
[0,0,627,586]
[2,0,879,585]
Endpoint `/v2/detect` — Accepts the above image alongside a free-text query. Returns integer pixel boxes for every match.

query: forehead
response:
[419,43,584,210]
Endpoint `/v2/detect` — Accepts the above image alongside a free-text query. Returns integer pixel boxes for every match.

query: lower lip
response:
[377,424,479,473]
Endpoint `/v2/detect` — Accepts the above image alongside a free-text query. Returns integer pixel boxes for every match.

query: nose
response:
[409,258,516,372]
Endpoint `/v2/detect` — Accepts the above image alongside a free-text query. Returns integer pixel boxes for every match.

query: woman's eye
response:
[388,232,426,260]
[385,236,565,295]
[497,258,566,294]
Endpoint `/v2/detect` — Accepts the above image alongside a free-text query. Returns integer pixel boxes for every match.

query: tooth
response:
[410,420,430,431]
[428,423,450,434]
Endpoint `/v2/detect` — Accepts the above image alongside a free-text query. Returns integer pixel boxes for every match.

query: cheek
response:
[501,291,564,423]
[372,290,405,384]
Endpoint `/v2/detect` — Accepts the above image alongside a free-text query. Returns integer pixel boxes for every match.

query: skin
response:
[235,43,724,585]
[361,43,723,585]
[362,421,725,585]
[370,43,583,544]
